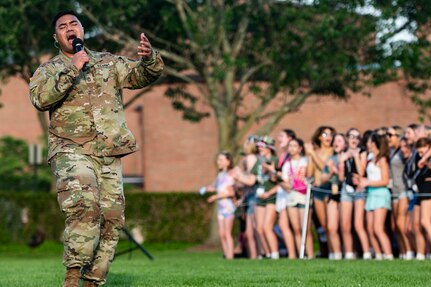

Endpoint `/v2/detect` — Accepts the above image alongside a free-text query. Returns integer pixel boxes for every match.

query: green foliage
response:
[0,192,213,244]
[0,136,51,192]
[0,0,81,80]
[1,0,430,145]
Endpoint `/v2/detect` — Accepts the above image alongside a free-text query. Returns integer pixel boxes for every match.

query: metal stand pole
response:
[300,181,313,259]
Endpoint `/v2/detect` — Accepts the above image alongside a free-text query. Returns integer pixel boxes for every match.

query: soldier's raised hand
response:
[138,33,153,59]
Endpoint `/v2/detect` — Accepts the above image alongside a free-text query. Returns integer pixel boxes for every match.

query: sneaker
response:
[405,251,414,260]
[363,252,372,260]
[345,252,356,260]
[270,252,280,260]
[375,253,383,260]
[417,253,426,260]
[384,254,394,260]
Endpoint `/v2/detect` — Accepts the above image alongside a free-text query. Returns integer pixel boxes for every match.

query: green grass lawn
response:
[0,241,430,287]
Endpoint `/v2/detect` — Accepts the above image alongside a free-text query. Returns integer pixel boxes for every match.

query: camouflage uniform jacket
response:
[30,48,164,160]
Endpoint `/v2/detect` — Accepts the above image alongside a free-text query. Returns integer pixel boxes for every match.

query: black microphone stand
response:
[114,227,154,261]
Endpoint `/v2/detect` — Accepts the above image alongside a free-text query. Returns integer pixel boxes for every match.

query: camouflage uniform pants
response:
[50,152,125,285]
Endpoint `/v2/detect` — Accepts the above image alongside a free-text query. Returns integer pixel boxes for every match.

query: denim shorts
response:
[340,184,366,203]
[312,183,331,201]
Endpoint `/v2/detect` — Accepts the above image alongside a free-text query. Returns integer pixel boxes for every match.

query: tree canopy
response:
[1,0,430,153]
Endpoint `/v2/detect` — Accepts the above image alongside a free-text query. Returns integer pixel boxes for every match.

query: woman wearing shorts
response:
[305,126,335,257]
[281,138,314,258]
[321,133,347,260]
[404,124,428,259]
[387,126,414,259]
[360,133,393,260]
[338,128,370,259]
[238,135,259,259]
[206,152,236,259]
[233,136,279,259]
[274,129,297,259]
[415,138,431,252]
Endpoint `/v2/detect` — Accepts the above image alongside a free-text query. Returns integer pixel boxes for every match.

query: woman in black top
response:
[415,138,431,248]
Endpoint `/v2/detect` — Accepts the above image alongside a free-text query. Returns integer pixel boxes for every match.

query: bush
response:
[0,191,213,244]
[0,136,51,192]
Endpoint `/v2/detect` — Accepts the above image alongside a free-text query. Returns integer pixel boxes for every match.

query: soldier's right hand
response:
[71,51,90,71]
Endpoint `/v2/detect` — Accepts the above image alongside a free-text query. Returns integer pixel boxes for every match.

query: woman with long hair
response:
[404,125,427,260]
[239,135,259,259]
[233,136,279,259]
[387,126,414,259]
[275,129,297,259]
[360,133,393,260]
[321,133,347,260]
[338,128,370,259]
[415,138,431,252]
[400,136,417,260]
[281,138,314,258]
[205,152,236,259]
[305,126,335,257]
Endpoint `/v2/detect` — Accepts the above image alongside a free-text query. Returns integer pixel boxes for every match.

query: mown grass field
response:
[0,241,430,287]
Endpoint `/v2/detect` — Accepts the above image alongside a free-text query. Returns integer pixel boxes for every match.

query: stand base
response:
[115,227,154,260]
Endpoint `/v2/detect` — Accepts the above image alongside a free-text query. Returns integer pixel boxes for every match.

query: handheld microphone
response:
[72,38,88,71]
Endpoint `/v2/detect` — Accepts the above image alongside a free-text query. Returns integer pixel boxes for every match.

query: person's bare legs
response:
[354,199,370,256]
[288,207,302,253]
[224,217,235,259]
[279,208,296,258]
[420,200,431,244]
[367,211,381,257]
[245,213,257,259]
[396,198,413,258]
[263,204,279,258]
[218,218,229,258]
[413,205,426,259]
[341,201,353,255]
[327,200,341,259]
[373,208,392,257]
[255,205,270,256]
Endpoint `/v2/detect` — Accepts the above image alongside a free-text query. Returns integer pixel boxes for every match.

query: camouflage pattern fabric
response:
[29,48,164,160]
[50,152,124,285]
[29,47,163,286]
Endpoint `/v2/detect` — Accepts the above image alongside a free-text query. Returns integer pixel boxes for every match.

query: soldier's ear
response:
[53,34,57,42]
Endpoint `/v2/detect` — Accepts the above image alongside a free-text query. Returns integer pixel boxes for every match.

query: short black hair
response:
[52,10,79,30]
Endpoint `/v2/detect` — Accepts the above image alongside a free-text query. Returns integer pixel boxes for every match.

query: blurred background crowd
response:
[203,124,431,260]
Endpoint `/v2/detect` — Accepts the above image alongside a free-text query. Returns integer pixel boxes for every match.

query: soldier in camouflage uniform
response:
[29,10,164,287]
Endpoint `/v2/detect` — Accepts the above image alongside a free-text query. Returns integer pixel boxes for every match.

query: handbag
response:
[289,159,307,193]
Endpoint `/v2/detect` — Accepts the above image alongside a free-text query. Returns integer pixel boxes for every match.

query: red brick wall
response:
[0,76,425,192]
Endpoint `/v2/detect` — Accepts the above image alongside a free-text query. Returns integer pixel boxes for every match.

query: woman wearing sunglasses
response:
[387,126,414,260]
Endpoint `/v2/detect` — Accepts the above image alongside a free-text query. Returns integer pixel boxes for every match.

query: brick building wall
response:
[0,76,424,191]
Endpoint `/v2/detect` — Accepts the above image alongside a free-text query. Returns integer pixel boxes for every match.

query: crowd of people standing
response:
[202,124,431,260]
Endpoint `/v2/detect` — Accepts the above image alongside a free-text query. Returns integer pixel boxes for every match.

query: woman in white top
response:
[360,133,393,259]
[280,138,314,258]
